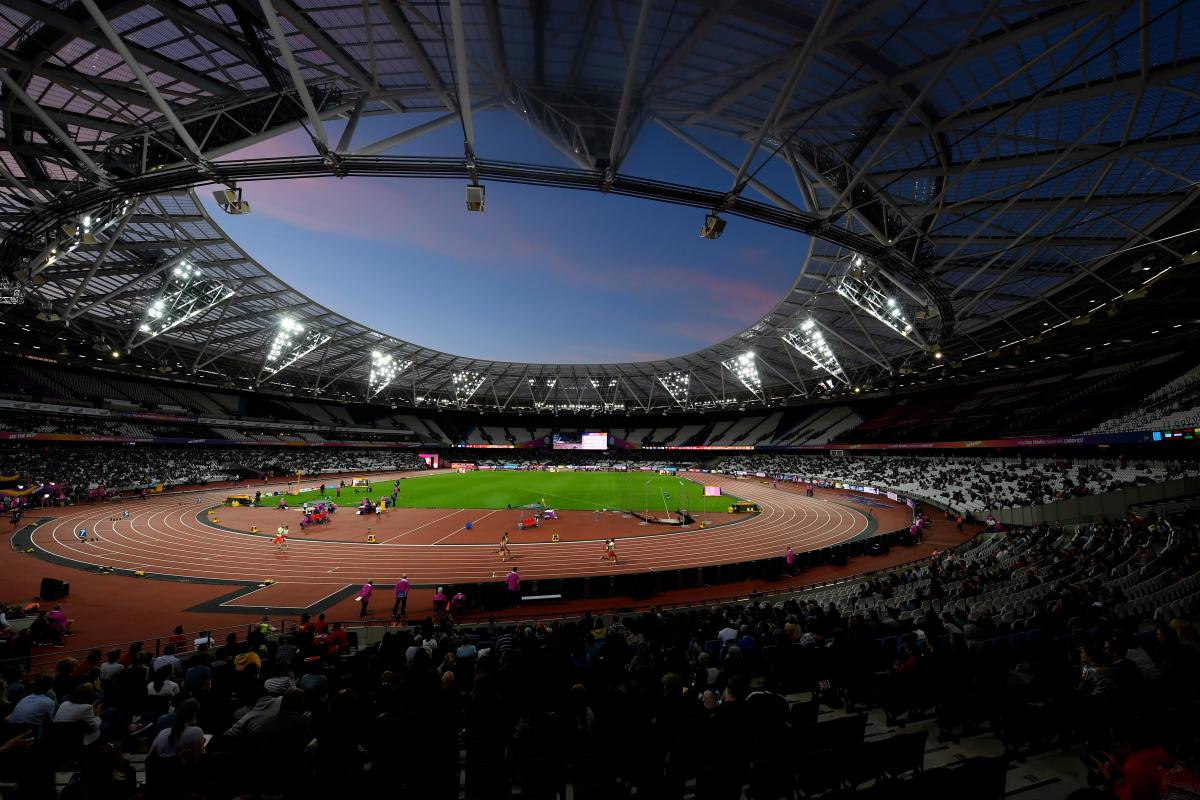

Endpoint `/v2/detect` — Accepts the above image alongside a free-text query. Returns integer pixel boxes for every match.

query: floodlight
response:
[720,352,763,398]
[133,259,236,346]
[700,214,726,239]
[782,319,849,386]
[213,187,251,215]
[367,350,412,400]
[466,184,485,212]
[260,316,330,379]
[451,370,486,406]
[656,371,690,406]
[835,254,923,343]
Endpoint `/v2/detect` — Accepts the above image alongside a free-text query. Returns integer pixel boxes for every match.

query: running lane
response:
[30,476,873,585]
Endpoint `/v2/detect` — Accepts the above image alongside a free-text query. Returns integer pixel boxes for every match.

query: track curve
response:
[29,475,878,585]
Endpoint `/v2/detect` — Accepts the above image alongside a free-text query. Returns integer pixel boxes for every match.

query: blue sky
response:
[205,110,808,363]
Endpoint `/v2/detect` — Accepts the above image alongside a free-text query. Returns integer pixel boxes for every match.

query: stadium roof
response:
[1,0,1198,411]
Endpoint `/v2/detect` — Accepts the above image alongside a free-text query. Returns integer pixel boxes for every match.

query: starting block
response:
[550,533,560,542]
[366,533,377,543]
[133,570,146,577]
[211,517,220,524]
[249,525,259,533]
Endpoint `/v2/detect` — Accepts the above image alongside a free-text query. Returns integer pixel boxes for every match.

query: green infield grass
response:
[259,470,743,513]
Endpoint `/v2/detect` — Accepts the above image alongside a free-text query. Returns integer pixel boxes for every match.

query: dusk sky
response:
[204,110,809,363]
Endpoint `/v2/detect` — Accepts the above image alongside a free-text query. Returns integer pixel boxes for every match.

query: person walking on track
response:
[357,580,374,618]
[498,532,512,562]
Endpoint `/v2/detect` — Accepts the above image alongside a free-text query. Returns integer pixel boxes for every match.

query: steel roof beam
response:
[378,0,457,111]
[258,0,329,148]
[4,0,231,97]
[79,0,205,161]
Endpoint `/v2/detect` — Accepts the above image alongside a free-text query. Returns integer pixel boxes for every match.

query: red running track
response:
[28,474,885,586]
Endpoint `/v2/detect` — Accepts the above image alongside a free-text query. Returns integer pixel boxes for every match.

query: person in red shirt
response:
[325,622,348,659]
[1095,722,1200,800]
[167,626,188,653]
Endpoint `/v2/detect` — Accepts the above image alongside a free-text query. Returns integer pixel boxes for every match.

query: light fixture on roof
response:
[656,370,690,407]
[466,184,485,212]
[367,350,412,400]
[700,213,726,240]
[212,186,251,215]
[61,215,97,245]
[133,259,235,346]
[835,253,923,343]
[451,370,486,407]
[260,316,331,380]
[782,318,849,386]
[721,351,763,398]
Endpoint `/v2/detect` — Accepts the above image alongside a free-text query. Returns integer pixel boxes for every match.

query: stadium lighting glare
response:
[133,260,236,346]
[212,187,251,215]
[721,352,763,398]
[367,350,412,400]
[933,350,943,360]
[451,370,486,407]
[531,377,559,409]
[260,316,331,380]
[782,319,850,386]
[835,255,923,343]
[656,371,690,406]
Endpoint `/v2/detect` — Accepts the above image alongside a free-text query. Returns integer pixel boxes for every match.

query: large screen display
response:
[552,432,608,450]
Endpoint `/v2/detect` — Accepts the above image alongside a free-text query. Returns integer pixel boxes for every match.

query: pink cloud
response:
[230,176,790,349]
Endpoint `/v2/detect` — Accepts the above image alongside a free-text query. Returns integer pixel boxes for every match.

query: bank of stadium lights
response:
[134,261,235,344]
[835,255,922,343]
[261,317,331,379]
[721,352,763,399]
[451,370,486,406]
[38,200,134,272]
[212,187,251,215]
[367,351,412,400]
[590,378,618,389]
[657,371,690,406]
[782,319,850,386]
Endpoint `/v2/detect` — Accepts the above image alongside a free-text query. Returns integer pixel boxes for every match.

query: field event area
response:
[266,470,745,513]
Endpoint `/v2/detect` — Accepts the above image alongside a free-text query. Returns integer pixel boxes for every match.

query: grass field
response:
[261,470,744,513]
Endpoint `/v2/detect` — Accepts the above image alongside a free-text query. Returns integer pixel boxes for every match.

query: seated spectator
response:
[148,665,180,698]
[6,675,55,736]
[152,644,182,676]
[98,649,124,683]
[263,662,295,696]
[52,682,102,746]
[149,698,205,761]
[46,605,72,638]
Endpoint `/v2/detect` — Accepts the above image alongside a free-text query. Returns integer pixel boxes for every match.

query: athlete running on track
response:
[601,537,619,564]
